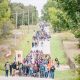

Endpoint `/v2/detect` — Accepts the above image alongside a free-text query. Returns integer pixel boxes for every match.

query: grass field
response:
[55,70,78,80]
[50,34,67,64]
[18,29,35,58]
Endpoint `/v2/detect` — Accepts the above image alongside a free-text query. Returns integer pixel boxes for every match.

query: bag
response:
[50,66,55,72]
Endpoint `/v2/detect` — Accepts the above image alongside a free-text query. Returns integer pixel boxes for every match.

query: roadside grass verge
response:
[18,32,33,58]
[50,34,67,64]
[55,70,78,80]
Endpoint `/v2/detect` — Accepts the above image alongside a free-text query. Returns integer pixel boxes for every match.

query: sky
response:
[11,0,47,17]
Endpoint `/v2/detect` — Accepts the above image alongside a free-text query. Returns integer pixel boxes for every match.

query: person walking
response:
[50,65,55,79]
[44,64,49,78]
[5,62,10,77]
[55,58,60,67]
[15,63,19,76]
[10,63,12,76]
[12,62,16,76]
[40,64,45,78]
[29,65,33,76]
[19,63,23,76]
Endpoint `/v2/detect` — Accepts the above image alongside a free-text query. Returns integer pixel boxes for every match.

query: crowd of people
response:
[4,22,60,79]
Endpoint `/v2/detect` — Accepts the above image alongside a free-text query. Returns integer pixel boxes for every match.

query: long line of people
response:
[4,23,59,79]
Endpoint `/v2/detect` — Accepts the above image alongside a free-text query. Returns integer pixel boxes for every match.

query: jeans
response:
[29,69,33,76]
[10,70,12,76]
[5,70,8,77]
[40,71,45,78]
[23,66,26,74]
[50,71,54,79]
[45,72,48,78]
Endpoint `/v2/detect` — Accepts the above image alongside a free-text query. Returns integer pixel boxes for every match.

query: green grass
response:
[55,70,78,80]
[50,34,78,80]
[50,34,67,64]
[0,70,4,75]
[18,33,33,58]
[18,26,38,58]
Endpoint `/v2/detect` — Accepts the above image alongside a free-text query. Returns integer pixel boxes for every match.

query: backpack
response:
[40,65,45,71]
[50,66,55,72]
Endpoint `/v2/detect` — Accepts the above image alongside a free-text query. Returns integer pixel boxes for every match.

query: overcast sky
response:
[11,0,47,17]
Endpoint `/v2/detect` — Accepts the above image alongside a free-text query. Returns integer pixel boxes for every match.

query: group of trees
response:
[10,3,38,27]
[42,0,80,47]
[0,0,38,37]
[0,0,11,37]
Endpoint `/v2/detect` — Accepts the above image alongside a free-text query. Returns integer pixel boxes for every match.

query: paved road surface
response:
[31,26,51,54]
[0,77,54,80]
[31,40,51,54]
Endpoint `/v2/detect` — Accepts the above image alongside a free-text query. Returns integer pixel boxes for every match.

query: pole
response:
[32,13,33,25]
[15,12,18,46]
[22,11,24,25]
[16,12,18,29]
[28,8,29,33]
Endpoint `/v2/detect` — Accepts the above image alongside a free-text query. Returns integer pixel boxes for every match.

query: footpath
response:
[0,77,53,80]
[31,26,51,54]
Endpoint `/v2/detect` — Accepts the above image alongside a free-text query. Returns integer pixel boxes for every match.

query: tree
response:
[10,3,38,27]
[42,0,80,47]
[75,54,80,79]
[74,29,80,48]
[0,0,11,37]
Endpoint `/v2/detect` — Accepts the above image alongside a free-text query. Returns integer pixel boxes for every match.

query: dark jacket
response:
[50,66,55,72]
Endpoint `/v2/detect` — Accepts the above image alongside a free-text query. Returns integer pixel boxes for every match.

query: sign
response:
[15,50,23,63]
[6,50,11,57]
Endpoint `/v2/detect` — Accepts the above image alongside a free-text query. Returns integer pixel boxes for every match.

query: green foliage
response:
[51,35,67,64]
[73,29,80,48]
[74,29,80,38]
[42,0,80,33]
[75,54,80,79]
[55,70,78,80]
[0,0,11,27]
[1,20,14,38]
[10,3,38,27]
[0,0,12,37]
[42,0,80,49]
[75,54,80,65]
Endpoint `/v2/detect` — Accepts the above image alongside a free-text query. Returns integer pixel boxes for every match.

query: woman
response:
[15,63,19,76]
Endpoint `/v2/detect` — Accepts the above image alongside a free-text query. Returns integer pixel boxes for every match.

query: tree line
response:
[10,3,38,27]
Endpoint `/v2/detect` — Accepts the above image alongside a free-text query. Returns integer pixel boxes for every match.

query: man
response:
[32,42,34,47]
[12,62,16,76]
[40,64,45,78]
[10,63,12,76]
[5,62,10,77]
[55,58,60,67]
[44,64,49,78]
[50,65,55,79]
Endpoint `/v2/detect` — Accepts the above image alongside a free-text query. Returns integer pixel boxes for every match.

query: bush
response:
[74,29,80,48]
[74,54,80,80]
